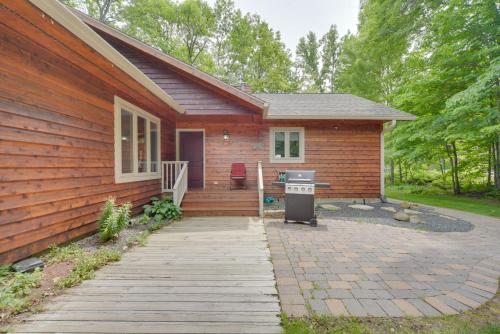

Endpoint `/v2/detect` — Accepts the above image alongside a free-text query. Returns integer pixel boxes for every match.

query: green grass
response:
[386,187,500,218]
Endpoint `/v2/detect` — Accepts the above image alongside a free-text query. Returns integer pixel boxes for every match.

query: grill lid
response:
[285,170,316,184]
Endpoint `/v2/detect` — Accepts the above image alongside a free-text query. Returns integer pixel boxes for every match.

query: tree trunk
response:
[445,143,460,195]
[487,144,492,186]
[495,140,500,188]
[452,142,461,194]
[439,158,446,186]
[390,160,395,185]
[398,160,403,183]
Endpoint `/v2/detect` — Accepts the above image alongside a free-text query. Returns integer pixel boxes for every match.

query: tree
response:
[295,32,321,92]
[320,25,339,93]
[62,0,122,24]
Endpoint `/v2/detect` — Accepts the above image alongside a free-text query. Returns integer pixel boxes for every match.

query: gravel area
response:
[265,200,474,232]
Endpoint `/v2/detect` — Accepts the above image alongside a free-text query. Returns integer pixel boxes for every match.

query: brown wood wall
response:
[0,2,176,264]
[176,115,382,199]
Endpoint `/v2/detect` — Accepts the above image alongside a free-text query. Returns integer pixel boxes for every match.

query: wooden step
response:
[182,207,259,217]
[184,191,257,200]
[182,199,259,209]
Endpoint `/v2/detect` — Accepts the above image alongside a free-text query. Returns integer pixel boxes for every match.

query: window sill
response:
[115,173,161,184]
[270,158,305,164]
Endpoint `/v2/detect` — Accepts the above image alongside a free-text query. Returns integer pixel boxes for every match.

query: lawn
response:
[385,187,500,218]
[282,280,500,333]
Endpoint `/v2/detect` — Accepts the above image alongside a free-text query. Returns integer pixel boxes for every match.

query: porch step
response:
[181,190,259,217]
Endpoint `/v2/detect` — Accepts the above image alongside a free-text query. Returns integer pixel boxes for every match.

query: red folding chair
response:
[230,163,247,190]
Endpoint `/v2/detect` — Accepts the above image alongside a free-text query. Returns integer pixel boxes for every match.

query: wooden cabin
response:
[0,1,415,263]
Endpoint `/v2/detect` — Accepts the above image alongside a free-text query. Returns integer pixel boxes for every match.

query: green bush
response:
[0,269,42,314]
[143,196,182,222]
[56,248,121,289]
[97,197,131,242]
[46,244,84,265]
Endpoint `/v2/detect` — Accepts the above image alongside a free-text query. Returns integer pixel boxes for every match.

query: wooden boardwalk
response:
[14,217,281,333]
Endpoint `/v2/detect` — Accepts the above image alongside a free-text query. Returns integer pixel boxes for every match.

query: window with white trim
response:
[114,96,161,183]
[270,127,305,163]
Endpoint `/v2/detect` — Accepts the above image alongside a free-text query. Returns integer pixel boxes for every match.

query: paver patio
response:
[266,205,500,317]
[14,217,281,334]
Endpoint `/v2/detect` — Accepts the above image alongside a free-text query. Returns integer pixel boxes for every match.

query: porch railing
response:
[257,161,264,217]
[161,161,189,206]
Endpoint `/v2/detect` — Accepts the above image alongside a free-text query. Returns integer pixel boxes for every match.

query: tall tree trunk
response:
[439,158,446,186]
[494,140,500,188]
[398,160,403,183]
[390,160,395,185]
[445,143,460,195]
[452,142,461,194]
[487,144,492,186]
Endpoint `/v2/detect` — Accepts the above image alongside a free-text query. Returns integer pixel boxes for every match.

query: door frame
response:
[176,129,205,189]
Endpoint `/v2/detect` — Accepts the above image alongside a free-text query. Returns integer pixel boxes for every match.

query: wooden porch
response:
[161,161,264,217]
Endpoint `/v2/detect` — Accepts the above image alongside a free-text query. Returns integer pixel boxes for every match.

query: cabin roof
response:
[254,93,416,120]
[70,7,267,113]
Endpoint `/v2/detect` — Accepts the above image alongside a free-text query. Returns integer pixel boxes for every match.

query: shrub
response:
[98,197,131,242]
[143,196,182,222]
[0,269,42,314]
[46,244,84,265]
[56,248,121,289]
[138,214,150,225]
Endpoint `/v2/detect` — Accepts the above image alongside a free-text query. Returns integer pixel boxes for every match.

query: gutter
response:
[380,120,397,203]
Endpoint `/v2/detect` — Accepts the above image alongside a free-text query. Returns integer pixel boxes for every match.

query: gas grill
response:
[272,170,330,227]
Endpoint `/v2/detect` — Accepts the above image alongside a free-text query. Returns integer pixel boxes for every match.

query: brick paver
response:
[265,204,500,317]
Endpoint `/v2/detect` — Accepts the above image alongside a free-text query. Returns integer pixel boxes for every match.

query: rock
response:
[320,204,340,211]
[404,209,421,215]
[381,206,397,213]
[409,215,423,224]
[400,201,411,209]
[348,204,374,210]
[393,210,410,222]
[12,257,44,273]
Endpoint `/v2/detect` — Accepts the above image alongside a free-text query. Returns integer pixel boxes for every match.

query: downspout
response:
[380,120,397,202]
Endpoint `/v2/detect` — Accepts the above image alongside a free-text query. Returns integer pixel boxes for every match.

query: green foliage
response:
[143,196,182,222]
[127,231,151,247]
[0,269,42,314]
[56,248,121,289]
[98,197,131,242]
[46,244,84,265]
[138,214,150,225]
[147,221,165,232]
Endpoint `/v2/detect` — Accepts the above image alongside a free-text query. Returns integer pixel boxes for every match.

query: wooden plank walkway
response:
[14,217,281,333]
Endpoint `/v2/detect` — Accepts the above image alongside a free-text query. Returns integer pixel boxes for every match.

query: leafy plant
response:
[46,244,84,265]
[147,221,165,232]
[0,269,42,314]
[138,214,150,225]
[97,197,131,242]
[143,196,182,222]
[56,248,121,289]
[127,231,151,247]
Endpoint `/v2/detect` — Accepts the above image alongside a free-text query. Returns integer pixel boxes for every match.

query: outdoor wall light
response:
[223,129,230,141]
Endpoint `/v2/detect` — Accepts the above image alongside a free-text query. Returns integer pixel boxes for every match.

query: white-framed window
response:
[269,127,305,163]
[114,96,161,183]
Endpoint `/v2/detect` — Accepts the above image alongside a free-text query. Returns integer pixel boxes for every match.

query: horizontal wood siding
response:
[94,30,255,116]
[176,116,382,199]
[0,2,176,264]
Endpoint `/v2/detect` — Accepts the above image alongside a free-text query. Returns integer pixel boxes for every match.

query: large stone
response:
[404,209,421,215]
[393,210,410,222]
[348,204,374,210]
[400,201,411,209]
[381,206,397,213]
[320,204,340,211]
[410,215,423,224]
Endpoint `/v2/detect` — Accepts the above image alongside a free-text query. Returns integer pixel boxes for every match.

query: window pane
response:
[121,110,133,173]
[137,116,147,173]
[274,132,285,158]
[150,122,158,173]
[289,132,300,158]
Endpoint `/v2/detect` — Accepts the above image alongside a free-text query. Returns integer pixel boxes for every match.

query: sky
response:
[207,0,360,55]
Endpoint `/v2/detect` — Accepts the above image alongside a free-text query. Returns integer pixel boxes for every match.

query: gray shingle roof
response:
[254,93,416,120]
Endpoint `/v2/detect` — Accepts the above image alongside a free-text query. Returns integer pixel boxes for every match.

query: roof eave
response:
[265,114,417,121]
[29,0,186,114]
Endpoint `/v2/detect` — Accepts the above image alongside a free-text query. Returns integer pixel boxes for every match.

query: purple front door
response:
[179,131,204,188]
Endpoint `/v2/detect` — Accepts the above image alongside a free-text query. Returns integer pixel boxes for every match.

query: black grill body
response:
[284,170,317,226]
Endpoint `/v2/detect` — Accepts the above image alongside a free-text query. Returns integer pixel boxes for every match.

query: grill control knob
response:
[301,187,305,192]
[308,188,312,192]
[294,187,298,191]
